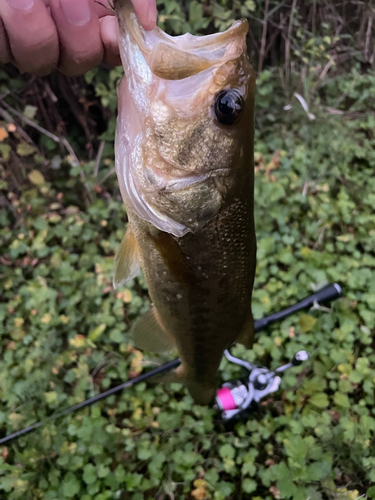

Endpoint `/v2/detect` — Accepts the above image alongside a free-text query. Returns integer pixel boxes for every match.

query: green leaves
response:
[1,3,375,499]
[284,436,307,461]
[298,314,317,333]
[309,393,329,409]
[82,464,96,485]
[219,444,236,460]
[333,392,350,408]
[28,170,45,186]
[88,323,106,342]
[242,478,257,494]
[62,472,81,498]
[16,142,36,157]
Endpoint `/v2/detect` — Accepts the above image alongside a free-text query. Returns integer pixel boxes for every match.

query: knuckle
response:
[14,27,59,74]
[60,43,103,76]
[27,26,58,53]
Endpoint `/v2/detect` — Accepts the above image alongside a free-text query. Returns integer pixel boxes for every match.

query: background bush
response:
[1,0,375,499]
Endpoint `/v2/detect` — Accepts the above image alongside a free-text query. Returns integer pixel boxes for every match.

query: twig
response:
[313,225,327,250]
[0,108,34,145]
[1,100,61,143]
[89,352,122,396]
[294,93,316,120]
[279,67,285,91]
[1,99,94,203]
[302,181,311,197]
[44,82,58,103]
[323,107,344,115]
[285,0,297,88]
[7,153,23,188]
[2,101,79,165]
[323,107,364,119]
[61,137,80,166]
[370,44,375,64]
[0,90,10,101]
[258,0,270,74]
[310,58,334,94]
[94,140,105,177]
[99,168,116,185]
[365,13,373,61]
[1,99,80,166]
[264,15,286,60]
[57,76,93,157]
[331,75,359,110]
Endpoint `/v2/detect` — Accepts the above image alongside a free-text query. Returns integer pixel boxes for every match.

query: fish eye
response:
[214,89,244,125]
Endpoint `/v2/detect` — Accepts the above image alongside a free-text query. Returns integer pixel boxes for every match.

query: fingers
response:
[131,0,156,31]
[100,15,121,67]
[99,0,158,67]
[95,0,157,31]
[0,0,59,74]
[93,0,113,19]
[49,0,104,76]
[0,0,156,77]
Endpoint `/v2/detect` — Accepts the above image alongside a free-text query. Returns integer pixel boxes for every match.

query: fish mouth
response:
[114,0,248,81]
[114,0,252,238]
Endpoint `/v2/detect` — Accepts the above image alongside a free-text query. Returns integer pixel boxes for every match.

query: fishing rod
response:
[0,283,341,445]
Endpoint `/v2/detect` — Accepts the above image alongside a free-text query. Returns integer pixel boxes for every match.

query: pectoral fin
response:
[236,309,254,349]
[149,231,196,286]
[133,306,177,354]
[113,227,140,289]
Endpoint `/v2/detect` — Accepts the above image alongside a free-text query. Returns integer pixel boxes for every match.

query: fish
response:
[113,0,256,405]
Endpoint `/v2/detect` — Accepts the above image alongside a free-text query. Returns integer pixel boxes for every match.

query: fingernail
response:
[61,0,91,26]
[6,0,34,11]
[147,0,157,29]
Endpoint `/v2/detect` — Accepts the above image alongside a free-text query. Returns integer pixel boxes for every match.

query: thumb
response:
[131,0,156,31]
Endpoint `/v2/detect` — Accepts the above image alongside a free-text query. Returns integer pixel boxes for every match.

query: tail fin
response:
[152,365,217,406]
[186,381,217,406]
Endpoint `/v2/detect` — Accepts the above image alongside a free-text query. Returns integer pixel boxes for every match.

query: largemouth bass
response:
[114,0,256,405]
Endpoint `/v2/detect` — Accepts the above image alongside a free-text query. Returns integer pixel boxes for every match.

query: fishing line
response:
[0,283,341,445]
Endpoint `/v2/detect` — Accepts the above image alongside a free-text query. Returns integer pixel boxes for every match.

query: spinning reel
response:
[215,349,310,421]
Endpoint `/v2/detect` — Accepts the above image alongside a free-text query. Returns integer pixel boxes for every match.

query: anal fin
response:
[113,226,140,289]
[133,306,177,354]
[236,309,254,349]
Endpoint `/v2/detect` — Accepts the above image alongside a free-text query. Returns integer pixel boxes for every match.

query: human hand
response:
[0,0,156,76]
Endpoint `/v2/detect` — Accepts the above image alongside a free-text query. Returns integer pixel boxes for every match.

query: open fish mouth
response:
[114,0,254,237]
[115,0,248,81]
